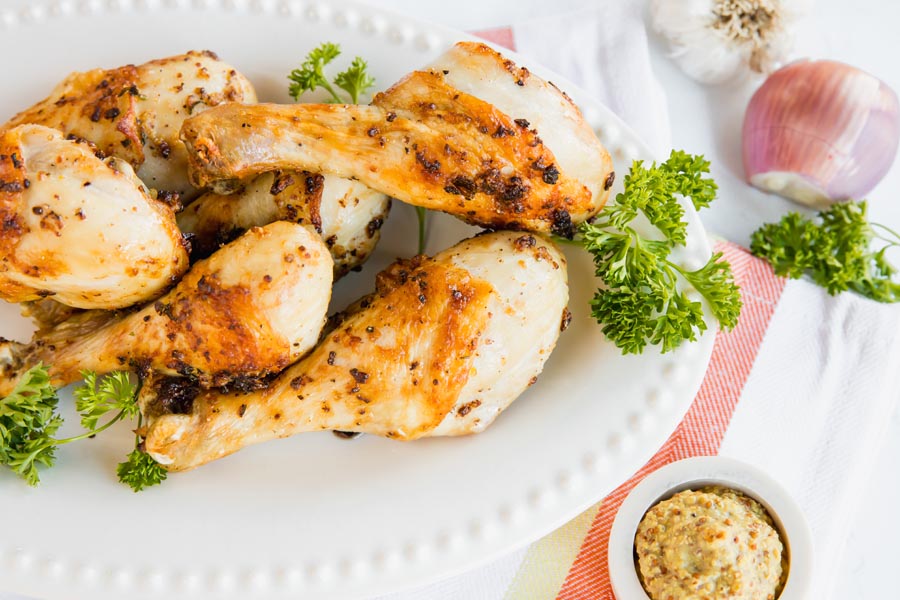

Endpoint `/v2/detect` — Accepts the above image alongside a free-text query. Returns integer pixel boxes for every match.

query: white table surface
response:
[0,1,896,599]
[365,0,900,599]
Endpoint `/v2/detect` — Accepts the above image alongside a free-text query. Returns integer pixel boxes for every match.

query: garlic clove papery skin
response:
[743,59,900,208]
[650,0,744,85]
[649,0,812,85]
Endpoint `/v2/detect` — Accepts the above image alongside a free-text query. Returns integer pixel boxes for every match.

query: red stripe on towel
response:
[472,26,516,51]
[556,242,787,599]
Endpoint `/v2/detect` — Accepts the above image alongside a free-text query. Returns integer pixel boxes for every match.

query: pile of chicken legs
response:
[0,42,612,472]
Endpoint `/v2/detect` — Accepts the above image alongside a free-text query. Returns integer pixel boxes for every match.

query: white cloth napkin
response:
[720,281,900,600]
[512,4,672,158]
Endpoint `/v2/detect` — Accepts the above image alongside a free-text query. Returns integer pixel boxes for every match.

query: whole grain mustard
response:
[635,486,785,600]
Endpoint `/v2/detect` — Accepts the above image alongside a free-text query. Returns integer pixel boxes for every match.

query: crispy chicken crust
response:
[0,124,188,309]
[0,222,333,396]
[178,171,390,277]
[142,231,569,471]
[3,50,257,201]
[180,43,613,236]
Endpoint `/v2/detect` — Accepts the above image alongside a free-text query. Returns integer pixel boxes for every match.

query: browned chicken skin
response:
[0,124,189,309]
[3,50,257,202]
[180,44,613,236]
[178,171,391,277]
[181,100,575,235]
[142,231,569,471]
[182,96,589,235]
[3,64,145,164]
[0,222,333,396]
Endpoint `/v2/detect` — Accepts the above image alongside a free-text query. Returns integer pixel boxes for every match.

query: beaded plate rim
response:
[0,2,715,598]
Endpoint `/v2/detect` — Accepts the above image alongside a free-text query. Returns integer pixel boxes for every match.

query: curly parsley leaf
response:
[662,150,717,211]
[333,57,376,104]
[0,364,62,486]
[649,291,708,354]
[288,42,375,104]
[288,42,342,102]
[749,212,819,279]
[74,371,167,492]
[75,370,140,431]
[681,252,742,330]
[589,288,660,355]
[604,161,688,246]
[118,442,167,493]
[579,151,741,354]
[750,201,900,303]
[1,368,164,490]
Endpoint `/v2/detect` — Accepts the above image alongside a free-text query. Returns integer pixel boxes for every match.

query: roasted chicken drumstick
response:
[180,43,612,236]
[141,231,569,471]
[426,41,610,207]
[178,171,390,276]
[3,50,256,202]
[0,124,188,309]
[0,222,333,396]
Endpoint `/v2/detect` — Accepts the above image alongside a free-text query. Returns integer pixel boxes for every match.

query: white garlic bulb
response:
[650,0,812,85]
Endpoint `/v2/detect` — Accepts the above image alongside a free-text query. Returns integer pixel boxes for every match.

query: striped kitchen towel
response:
[375,5,900,600]
[378,233,900,599]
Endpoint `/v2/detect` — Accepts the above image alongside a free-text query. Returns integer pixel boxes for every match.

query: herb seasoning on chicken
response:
[3,50,257,203]
[0,222,333,396]
[141,231,569,471]
[179,42,613,236]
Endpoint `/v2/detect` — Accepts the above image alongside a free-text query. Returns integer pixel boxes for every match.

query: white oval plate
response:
[0,1,715,599]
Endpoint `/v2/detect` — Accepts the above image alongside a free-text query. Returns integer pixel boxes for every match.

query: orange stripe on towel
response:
[555,242,787,600]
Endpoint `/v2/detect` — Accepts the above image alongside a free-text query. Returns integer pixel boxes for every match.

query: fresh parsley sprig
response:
[75,370,140,430]
[0,365,166,491]
[579,151,742,354]
[334,56,376,104]
[750,200,900,302]
[118,411,167,493]
[0,364,62,486]
[288,42,376,104]
[77,370,167,492]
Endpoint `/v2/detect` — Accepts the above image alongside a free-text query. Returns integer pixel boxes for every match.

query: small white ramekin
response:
[608,456,813,599]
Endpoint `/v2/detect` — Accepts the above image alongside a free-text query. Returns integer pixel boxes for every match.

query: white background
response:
[363,0,900,598]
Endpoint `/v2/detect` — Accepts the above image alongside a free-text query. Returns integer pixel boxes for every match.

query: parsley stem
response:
[873,238,900,250]
[871,222,900,245]
[550,234,582,246]
[133,412,143,447]
[669,261,692,278]
[665,259,684,285]
[416,206,428,254]
[320,79,344,104]
[54,410,127,445]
